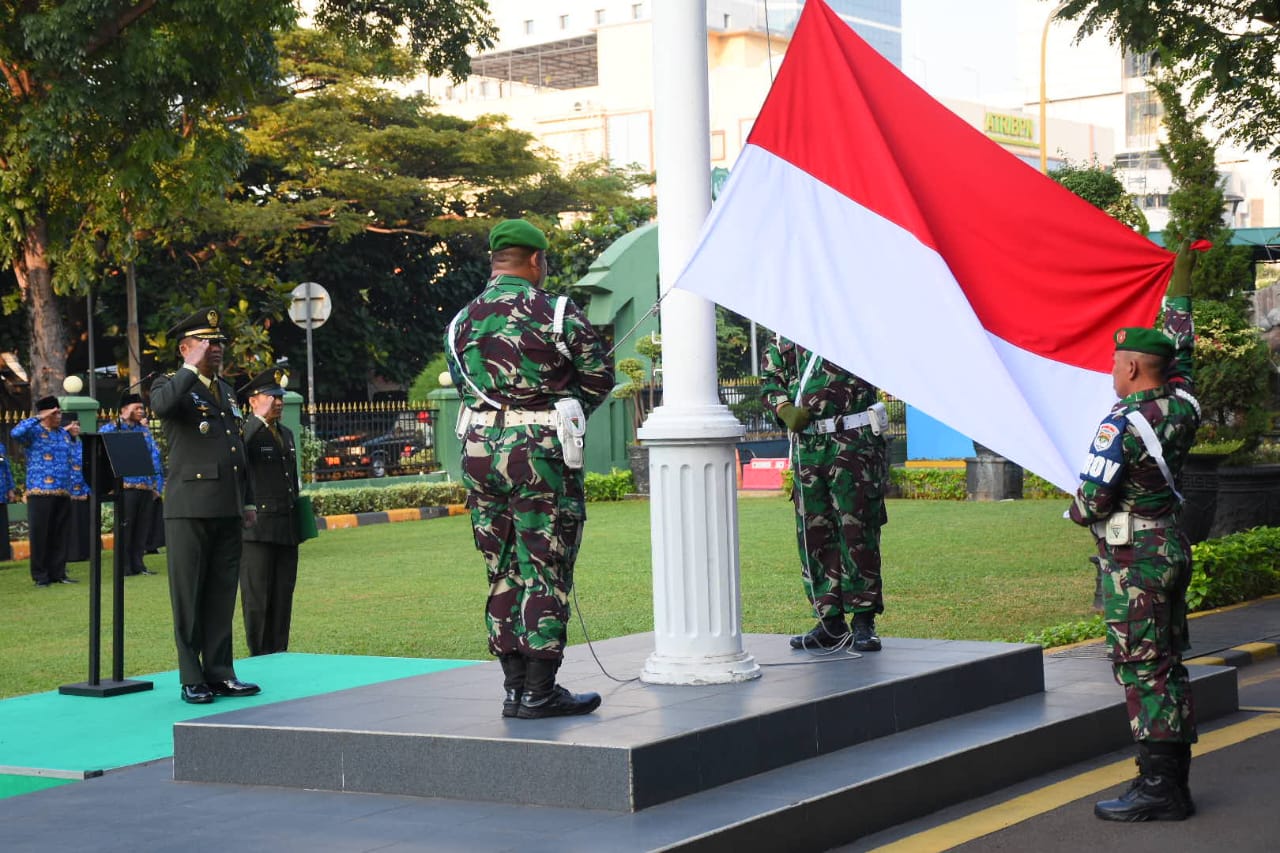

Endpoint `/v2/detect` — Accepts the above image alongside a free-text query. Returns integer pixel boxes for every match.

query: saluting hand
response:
[180,338,210,368]
[242,508,258,529]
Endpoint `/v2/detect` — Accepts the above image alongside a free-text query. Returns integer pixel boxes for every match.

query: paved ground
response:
[0,595,1275,852]
[845,596,1280,853]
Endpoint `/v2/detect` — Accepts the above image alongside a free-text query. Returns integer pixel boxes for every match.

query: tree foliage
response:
[1047,156,1149,233]
[1055,0,1280,177]
[108,27,651,399]
[0,0,495,399]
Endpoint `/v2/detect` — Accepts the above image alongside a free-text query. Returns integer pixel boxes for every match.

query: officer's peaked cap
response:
[168,307,228,342]
[242,367,288,398]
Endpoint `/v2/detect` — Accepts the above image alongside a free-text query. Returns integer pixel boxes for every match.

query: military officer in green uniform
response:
[238,367,301,656]
[1069,244,1201,821]
[446,218,614,719]
[761,341,889,652]
[150,308,260,704]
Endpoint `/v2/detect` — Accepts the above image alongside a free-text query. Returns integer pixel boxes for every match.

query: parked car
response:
[315,425,434,481]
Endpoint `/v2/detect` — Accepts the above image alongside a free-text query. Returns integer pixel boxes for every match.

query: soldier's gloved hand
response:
[1167,240,1197,298]
[777,403,811,432]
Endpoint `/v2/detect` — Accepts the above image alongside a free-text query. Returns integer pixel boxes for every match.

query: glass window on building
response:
[1123,50,1158,79]
[523,18,534,35]
[1125,91,1162,146]
[560,14,570,30]
[607,112,652,170]
[632,3,644,20]
[595,8,606,25]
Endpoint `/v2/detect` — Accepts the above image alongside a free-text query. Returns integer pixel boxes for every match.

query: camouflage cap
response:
[489,218,548,252]
[167,307,228,342]
[1114,327,1174,358]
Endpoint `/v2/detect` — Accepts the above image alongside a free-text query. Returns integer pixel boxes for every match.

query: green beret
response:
[1114,327,1174,358]
[489,218,548,252]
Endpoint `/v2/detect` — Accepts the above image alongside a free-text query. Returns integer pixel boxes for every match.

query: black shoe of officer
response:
[1094,747,1188,821]
[851,613,882,652]
[499,654,527,719]
[516,685,602,719]
[789,616,849,650]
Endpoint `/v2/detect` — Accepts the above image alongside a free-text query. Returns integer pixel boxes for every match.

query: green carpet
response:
[0,775,75,798]
[0,652,477,785]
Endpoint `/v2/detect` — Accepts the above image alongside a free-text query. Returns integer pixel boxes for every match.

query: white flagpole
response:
[639,0,758,685]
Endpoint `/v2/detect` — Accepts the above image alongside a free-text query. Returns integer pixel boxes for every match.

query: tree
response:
[1154,78,1270,443]
[110,27,651,399]
[1055,0,1280,177]
[0,1,495,400]
[1047,157,1149,233]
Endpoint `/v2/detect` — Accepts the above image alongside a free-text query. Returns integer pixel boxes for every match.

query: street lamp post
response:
[1039,2,1069,174]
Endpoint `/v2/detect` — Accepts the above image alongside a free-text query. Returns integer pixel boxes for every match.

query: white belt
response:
[1090,515,1173,538]
[469,408,557,427]
[805,411,873,435]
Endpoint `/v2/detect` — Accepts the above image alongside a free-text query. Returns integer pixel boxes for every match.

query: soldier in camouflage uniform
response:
[1069,244,1200,822]
[761,340,888,652]
[446,219,614,719]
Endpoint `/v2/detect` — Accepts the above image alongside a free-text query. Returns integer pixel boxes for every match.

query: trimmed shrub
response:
[1188,526,1280,611]
[889,467,966,500]
[585,468,634,501]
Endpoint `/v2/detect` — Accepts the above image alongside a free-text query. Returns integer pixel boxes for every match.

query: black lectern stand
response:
[60,431,157,697]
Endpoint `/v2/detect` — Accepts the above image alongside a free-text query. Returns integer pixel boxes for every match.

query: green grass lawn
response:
[0,497,1097,699]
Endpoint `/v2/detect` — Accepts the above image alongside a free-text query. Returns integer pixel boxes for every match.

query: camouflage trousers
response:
[461,424,586,661]
[790,433,886,620]
[1098,525,1197,744]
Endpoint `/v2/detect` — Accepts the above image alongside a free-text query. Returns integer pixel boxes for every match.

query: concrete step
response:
[174,633,1046,811]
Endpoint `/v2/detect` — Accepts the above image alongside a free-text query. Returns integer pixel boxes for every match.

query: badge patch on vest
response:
[1093,422,1120,451]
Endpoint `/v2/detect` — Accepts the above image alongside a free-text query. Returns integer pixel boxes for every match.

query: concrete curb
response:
[314,504,467,530]
[1185,641,1280,668]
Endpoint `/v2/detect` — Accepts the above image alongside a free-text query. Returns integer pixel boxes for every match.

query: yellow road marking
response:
[1186,656,1227,666]
[1236,642,1278,661]
[1239,706,1280,713]
[868,712,1280,853]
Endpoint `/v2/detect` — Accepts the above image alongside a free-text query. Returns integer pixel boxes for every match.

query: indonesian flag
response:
[673,0,1175,491]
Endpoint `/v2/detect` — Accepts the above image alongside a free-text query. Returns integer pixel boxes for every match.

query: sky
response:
[900,0,1024,105]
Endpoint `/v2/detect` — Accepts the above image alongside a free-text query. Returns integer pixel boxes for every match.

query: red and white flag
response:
[673,0,1175,491]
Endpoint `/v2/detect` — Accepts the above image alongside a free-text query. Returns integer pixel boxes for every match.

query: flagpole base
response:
[638,402,756,686]
[640,649,760,685]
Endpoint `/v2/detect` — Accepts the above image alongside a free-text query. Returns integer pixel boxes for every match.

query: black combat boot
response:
[1175,742,1195,816]
[515,658,601,719]
[789,615,849,650]
[498,654,527,719]
[1094,744,1190,821]
[851,612,882,652]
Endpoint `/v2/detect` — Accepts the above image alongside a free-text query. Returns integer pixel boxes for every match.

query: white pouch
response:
[554,398,587,469]
[455,405,475,440]
[1104,511,1133,546]
[867,402,889,436]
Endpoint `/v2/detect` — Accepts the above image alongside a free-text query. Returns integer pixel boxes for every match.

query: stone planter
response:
[1206,463,1280,539]
[965,441,1023,501]
[627,443,650,496]
[1180,453,1226,544]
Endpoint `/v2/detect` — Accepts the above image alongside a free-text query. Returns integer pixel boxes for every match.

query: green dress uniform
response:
[149,309,256,696]
[238,369,300,656]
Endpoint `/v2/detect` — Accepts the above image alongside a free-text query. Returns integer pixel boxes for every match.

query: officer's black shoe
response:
[56,577,79,584]
[1175,742,1195,816]
[516,685,602,719]
[181,684,214,704]
[1094,753,1188,821]
[135,568,157,576]
[208,679,261,698]
[789,616,849,650]
[851,614,882,652]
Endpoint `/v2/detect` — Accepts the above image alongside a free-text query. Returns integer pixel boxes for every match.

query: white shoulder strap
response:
[1174,387,1201,419]
[1125,409,1183,502]
[794,350,820,406]
[552,296,572,360]
[446,308,503,411]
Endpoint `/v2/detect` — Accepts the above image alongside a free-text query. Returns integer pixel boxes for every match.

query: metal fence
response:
[306,401,439,481]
